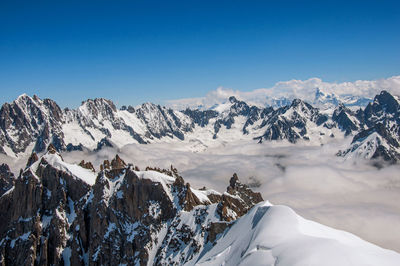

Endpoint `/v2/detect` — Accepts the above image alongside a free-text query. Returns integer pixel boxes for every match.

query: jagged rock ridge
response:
[0,149,263,265]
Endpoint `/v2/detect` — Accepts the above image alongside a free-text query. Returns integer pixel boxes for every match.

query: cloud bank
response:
[166,75,400,109]
[57,138,400,253]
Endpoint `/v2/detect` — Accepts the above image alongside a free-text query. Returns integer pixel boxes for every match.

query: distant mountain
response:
[313,88,372,109]
[263,87,373,109]
[0,149,399,265]
[337,91,400,163]
[0,90,399,163]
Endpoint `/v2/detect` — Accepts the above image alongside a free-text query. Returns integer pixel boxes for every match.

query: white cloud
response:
[58,138,400,253]
[166,75,400,109]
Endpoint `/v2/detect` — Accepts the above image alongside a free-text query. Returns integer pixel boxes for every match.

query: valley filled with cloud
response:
[54,138,400,253]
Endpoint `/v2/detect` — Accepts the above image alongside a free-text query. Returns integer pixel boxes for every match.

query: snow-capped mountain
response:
[312,88,372,109]
[0,94,64,155]
[255,99,329,143]
[263,88,371,109]
[0,96,195,156]
[1,148,399,265]
[1,90,399,163]
[337,91,400,163]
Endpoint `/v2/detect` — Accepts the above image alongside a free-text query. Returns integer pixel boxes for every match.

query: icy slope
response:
[191,202,400,266]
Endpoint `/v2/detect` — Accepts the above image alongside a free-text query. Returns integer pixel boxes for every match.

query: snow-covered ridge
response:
[41,153,97,185]
[192,202,400,266]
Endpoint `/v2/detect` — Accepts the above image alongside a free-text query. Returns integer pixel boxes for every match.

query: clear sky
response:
[0,0,399,108]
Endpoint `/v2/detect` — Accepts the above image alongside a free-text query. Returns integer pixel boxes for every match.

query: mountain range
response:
[1,90,400,163]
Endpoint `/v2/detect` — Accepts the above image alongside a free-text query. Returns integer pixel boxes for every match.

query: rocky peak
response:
[218,173,263,221]
[332,104,359,135]
[79,160,95,172]
[228,96,238,103]
[229,98,251,116]
[79,98,117,120]
[290,98,304,108]
[120,105,135,113]
[111,154,126,169]
[100,159,111,171]
[364,90,400,124]
[99,154,127,178]
[228,172,239,189]
[0,94,65,155]
[47,143,57,154]
[226,173,263,204]
[374,90,399,114]
[289,99,316,113]
[25,152,39,169]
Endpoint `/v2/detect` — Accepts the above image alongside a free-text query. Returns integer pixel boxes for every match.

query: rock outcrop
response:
[0,151,263,265]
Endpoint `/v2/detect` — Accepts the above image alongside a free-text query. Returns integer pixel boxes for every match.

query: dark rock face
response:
[0,153,263,265]
[66,143,84,151]
[332,104,359,135]
[0,152,91,265]
[94,137,114,151]
[218,173,264,222]
[183,109,218,127]
[0,164,14,197]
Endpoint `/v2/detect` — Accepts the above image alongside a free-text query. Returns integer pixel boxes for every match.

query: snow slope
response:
[190,202,400,266]
[42,153,97,185]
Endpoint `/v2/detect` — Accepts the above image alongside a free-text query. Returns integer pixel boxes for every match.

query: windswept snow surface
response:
[43,153,97,185]
[190,202,400,266]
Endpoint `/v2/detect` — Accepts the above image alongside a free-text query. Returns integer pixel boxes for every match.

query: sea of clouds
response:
[2,128,400,253]
[51,138,400,253]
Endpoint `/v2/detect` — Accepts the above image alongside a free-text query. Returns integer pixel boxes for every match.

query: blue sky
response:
[0,0,399,108]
